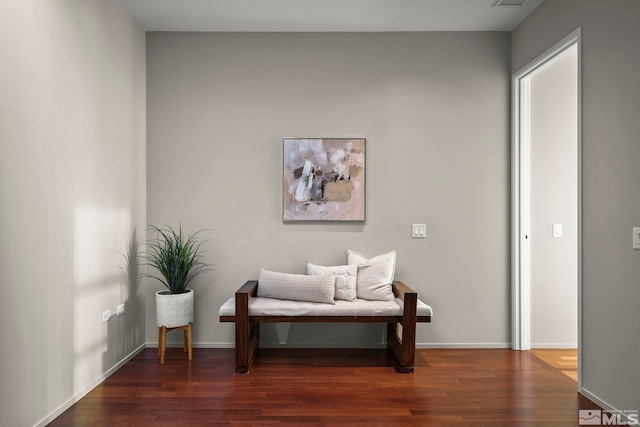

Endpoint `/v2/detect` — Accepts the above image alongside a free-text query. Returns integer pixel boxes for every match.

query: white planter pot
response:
[156,288,194,328]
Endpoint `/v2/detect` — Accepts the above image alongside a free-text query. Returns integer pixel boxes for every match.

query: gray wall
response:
[514,0,640,412]
[146,32,512,348]
[0,1,147,426]
[530,45,578,348]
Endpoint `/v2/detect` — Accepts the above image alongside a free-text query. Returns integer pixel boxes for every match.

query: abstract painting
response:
[283,138,365,221]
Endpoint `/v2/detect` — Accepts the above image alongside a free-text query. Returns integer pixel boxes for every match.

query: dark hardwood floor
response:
[49,347,601,426]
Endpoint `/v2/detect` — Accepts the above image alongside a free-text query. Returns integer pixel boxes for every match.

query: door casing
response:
[511,27,582,390]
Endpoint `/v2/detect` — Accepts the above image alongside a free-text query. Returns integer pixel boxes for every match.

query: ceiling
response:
[120,0,545,32]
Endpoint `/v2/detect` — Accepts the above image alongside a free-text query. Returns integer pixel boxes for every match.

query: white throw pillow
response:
[347,250,396,301]
[258,269,336,304]
[306,263,357,302]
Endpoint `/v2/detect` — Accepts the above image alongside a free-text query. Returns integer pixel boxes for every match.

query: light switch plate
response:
[633,227,640,249]
[553,224,563,238]
[412,224,426,238]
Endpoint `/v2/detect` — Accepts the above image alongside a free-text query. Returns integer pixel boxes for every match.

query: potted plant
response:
[142,225,210,329]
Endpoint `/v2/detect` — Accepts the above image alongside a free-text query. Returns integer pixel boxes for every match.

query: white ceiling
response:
[120,0,544,32]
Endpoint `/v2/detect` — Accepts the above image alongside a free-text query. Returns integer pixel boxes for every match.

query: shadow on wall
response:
[73,206,144,395]
[111,228,143,360]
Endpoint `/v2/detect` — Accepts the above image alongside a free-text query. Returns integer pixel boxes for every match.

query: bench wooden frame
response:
[220,280,431,373]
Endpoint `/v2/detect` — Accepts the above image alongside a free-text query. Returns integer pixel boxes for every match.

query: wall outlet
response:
[102,310,111,323]
[116,303,125,317]
[633,227,640,250]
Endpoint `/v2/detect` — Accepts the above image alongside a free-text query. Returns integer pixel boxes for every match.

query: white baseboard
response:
[150,341,390,349]
[147,341,233,348]
[151,341,513,349]
[580,387,615,412]
[260,342,388,349]
[34,343,146,427]
[531,343,578,349]
[416,342,512,349]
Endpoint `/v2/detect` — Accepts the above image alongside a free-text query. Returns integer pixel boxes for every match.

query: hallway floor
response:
[531,348,578,382]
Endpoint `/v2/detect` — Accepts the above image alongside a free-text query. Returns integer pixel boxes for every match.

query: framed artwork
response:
[283,138,366,222]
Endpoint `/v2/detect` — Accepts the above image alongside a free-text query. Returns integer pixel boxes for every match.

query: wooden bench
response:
[219,280,431,373]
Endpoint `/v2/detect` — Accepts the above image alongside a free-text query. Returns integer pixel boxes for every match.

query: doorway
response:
[512,28,582,388]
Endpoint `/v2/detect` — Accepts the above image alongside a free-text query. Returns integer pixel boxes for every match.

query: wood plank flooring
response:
[49,348,601,426]
[530,349,578,382]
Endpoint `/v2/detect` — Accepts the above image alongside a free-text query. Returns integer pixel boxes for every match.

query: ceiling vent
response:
[490,0,527,7]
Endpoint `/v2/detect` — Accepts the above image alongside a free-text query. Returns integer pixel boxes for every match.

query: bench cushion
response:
[219,296,433,318]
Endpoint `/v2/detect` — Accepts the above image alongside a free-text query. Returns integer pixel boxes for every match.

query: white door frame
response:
[511,28,582,387]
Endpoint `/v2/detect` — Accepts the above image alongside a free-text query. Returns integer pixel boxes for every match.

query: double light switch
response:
[412,224,426,238]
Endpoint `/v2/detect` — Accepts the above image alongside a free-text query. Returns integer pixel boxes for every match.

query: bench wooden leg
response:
[386,288,418,373]
[235,290,259,373]
[387,319,417,373]
[236,320,259,373]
